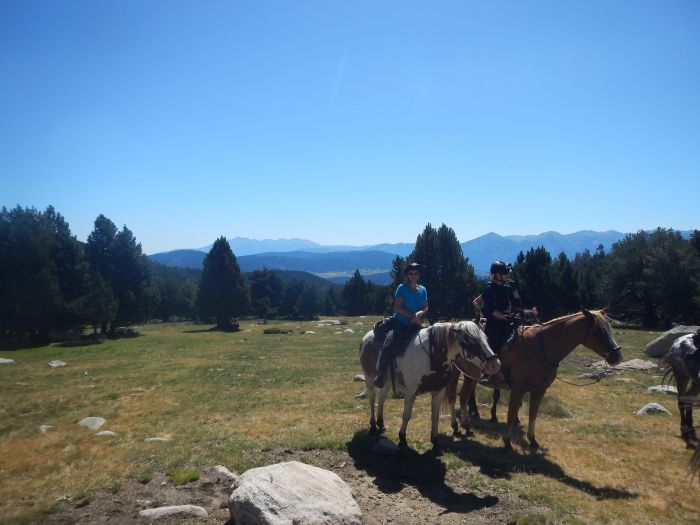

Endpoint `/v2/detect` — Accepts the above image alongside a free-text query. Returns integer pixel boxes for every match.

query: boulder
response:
[229,461,362,525]
[591,358,657,371]
[0,358,16,364]
[78,417,106,430]
[636,403,672,416]
[647,385,678,394]
[645,325,699,358]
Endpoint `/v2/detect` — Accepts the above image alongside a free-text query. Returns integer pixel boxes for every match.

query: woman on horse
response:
[373,262,429,388]
[481,260,523,354]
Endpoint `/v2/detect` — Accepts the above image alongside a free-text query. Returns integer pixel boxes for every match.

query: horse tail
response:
[660,352,675,387]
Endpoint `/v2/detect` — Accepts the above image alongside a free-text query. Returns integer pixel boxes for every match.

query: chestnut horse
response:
[446,309,623,451]
[359,320,500,449]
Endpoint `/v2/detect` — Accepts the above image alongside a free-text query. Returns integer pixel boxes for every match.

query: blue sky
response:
[1,1,698,254]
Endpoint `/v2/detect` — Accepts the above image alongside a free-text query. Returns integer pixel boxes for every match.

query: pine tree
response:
[197,237,249,330]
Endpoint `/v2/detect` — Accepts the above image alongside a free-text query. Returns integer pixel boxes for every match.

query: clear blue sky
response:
[2,1,698,254]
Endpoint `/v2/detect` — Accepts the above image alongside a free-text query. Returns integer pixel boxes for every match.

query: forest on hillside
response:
[1,205,699,342]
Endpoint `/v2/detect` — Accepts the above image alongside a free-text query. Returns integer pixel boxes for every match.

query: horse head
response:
[452,321,501,376]
[581,308,624,366]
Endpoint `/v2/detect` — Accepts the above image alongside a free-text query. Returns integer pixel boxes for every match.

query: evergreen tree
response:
[550,252,580,316]
[342,270,370,316]
[602,231,654,326]
[572,245,607,309]
[249,267,283,321]
[0,206,85,339]
[197,236,249,330]
[295,282,321,320]
[80,271,118,333]
[408,223,477,322]
[512,246,553,320]
[110,226,153,327]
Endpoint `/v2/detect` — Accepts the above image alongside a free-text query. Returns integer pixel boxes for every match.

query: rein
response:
[530,315,616,387]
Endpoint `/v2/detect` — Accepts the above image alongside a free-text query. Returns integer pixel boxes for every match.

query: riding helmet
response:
[490,260,512,275]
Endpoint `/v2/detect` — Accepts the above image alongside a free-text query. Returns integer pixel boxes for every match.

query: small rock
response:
[213,465,239,481]
[39,425,55,433]
[139,505,208,519]
[343,328,355,333]
[591,358,657,370]
[0,358,16,364]
[578,369,615,380]
[96,430,118,437]
[78,417,106,430]
[145,437,171,442]
[636,403,672,415]
[304,331,317,335]
[354,389,367,399]
[647,385,678,394]
[48,360,67,368]
[353,374,365,382]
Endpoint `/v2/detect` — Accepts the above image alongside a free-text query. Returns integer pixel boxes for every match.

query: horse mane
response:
[521,309,608,335]
[429,320,479,350]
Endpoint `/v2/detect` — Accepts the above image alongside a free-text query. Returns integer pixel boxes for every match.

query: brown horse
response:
[446,309,624,451]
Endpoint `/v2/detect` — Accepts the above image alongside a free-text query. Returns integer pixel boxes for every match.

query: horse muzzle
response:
[606,347,623,366]
[483,355,501,376]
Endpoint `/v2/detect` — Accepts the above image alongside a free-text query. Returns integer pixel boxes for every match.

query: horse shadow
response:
[346,431,499,514]
[440,433,638,501]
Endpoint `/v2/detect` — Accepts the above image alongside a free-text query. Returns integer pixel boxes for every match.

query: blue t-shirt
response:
[392,283,428,326]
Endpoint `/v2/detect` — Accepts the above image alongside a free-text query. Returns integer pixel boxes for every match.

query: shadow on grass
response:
[346,431,499,514]
[441,432,638,501]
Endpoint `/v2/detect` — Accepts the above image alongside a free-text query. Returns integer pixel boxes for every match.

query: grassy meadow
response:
[0,317,698,524]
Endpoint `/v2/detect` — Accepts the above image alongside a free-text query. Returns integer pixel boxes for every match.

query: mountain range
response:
[149,230,692,283]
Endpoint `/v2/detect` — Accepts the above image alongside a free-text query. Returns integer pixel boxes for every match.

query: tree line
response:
[1,205,698,342]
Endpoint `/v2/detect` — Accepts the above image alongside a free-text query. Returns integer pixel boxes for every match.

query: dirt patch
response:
[38,436,543,524]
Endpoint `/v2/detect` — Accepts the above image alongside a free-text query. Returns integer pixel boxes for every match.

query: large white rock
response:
[591,358,657,370]
[228,461,362,525]
[48,360,67,368]
[645,325,699,357]
[0,358,16,364]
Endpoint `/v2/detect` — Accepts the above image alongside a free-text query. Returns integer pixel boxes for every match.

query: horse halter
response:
[456,326,498,365]
[583,314,622,364]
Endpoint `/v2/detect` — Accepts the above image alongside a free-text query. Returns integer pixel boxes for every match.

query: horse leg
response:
[458,378,476,436]
[490,389,500,422]
[683,381,700,447]
[376,385,388,434]
[467,389,480,419]
[398,389,418,449]
[445,369,460,436]
[526,390,546,450]
[430,389,446,452]
[366,377,379,435]
[503,389,526,452]
[676,377,695,446]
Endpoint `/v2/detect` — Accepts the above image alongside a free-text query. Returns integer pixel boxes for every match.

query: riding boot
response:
[374,347,393,388]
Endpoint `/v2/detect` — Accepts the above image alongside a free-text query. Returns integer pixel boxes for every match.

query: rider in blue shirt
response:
[374,262,428,388]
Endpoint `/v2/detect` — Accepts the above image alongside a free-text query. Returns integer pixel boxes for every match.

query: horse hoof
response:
[468,410,480,420]
[490,416,498,423]
[529,440,540,451]
[502,440,513,453]
[398,437,408,450]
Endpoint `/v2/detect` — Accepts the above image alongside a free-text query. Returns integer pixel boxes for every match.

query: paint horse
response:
[447,309,623,451]
[359,320,500,450]
[661,330,700,448]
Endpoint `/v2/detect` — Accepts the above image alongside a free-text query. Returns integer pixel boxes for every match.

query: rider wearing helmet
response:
[481,260,522,354]
[374,262,429,388]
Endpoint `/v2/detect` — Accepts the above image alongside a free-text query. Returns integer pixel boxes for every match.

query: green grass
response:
[0,318,698,524]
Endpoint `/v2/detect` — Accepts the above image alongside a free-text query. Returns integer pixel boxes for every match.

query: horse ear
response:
[582,308,593,317]
[600,306,608,314]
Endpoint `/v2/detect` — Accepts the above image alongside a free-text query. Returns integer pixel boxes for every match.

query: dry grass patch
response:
[1,320,699,523]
